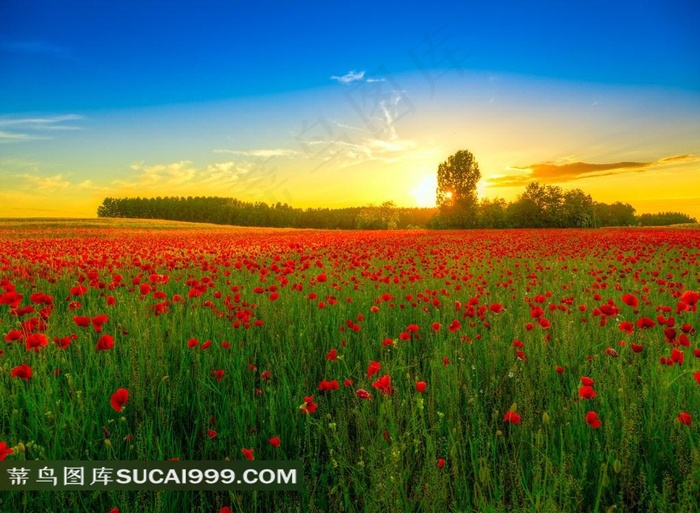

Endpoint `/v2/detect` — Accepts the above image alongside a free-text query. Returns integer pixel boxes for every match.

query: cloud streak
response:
[213,148,298,158]
[487,154,700,188]
[331,70,366,84]
[0,114,85,143]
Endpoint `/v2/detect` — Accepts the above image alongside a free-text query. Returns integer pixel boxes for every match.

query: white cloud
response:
[0,114,84,143]
[0,131,43,143]
[213,148,298,158]
[330,70,366,84]
[19,173,71,190]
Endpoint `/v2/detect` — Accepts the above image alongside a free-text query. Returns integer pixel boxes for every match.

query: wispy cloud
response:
[115,160,257,194]
[213,148,299,158]
[18,173,71,191]
[331,70,366,84]
[487,154,700,188]
[0,114,85,143]
[330,69,389,85]
[301,118,434,169]
[0,131,44,143]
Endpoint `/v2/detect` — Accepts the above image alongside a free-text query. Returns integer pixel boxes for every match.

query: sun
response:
[411,175,438,208]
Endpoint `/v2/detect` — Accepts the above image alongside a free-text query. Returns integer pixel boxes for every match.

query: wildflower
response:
[11,364,32,380]
[110,388,129,412]
[503,411,521,424]
[585,411,602,429]
[678,412,691,425]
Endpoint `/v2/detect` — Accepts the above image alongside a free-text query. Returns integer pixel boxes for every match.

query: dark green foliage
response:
[96,196,438,229]
[637,211,697,226]
[436,150,481,228]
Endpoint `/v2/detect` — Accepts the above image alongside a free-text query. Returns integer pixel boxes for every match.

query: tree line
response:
[96,192,695,229]
[96,196,435,229]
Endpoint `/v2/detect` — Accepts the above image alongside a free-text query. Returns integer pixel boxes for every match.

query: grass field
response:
[1,220,699,512]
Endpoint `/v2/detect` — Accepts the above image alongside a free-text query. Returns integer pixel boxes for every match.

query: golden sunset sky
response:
[2,2,699,220]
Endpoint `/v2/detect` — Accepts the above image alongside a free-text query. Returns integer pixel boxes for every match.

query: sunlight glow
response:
[411,175,438,208]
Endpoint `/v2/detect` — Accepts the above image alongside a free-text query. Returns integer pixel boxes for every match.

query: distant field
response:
[1,220,699,512]
[0,217,290,231]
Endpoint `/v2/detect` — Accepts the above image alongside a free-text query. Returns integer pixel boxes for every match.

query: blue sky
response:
[1,0,699,217]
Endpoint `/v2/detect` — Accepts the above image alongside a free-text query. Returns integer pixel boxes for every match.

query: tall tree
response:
[435,150,481,228]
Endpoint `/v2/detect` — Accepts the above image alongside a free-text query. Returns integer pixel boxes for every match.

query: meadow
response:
[1,220,699,512]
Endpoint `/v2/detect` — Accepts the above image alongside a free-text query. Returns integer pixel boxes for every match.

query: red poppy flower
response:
[0,442,14,461]
[187,338,199,348]
[241,448,254,460]
[631,344,644,353]
[268,436,281,448]
[671,348,684,365]
[25,333,49,352]
[585,411,602,429]
[110,388,129,412]
[96,335,114,351]
[367,361,381,378]
[318,379,339,391]
[618,321,634,334]
[73,315,90,328]
[503,411,521,424]
[580,377,594,386]
[300,395,318,414]
[556,366,564,374]
[372,374,394,395]
[206,429,217,439]
[636,317,655,329]
[91,314,109,332]
[621,294,638,308]
[694,372,700,385]
[680,290,699,309]
[677,412,691,425]
[211,369,225,382]
[220,507,232,513]
[11,363,32,380]
[54,334,77,350]
[355,389,372,400]
[4,329,24,342]
[579,386,597,399]
[70,285,88,296]
[325,348,338,360]
[605,347,619,358]
[437,458,445,469]
[415,381,427,393]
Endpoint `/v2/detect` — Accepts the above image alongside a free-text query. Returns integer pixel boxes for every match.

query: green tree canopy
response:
[436,150,481,228]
